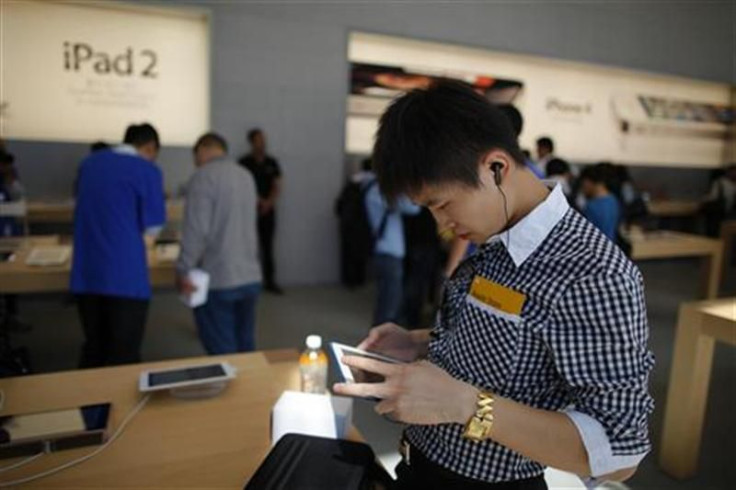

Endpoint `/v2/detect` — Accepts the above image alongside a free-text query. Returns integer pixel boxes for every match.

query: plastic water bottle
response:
[299,335,328,394]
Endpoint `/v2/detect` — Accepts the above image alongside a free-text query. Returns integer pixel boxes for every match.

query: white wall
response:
[7,0,734,284]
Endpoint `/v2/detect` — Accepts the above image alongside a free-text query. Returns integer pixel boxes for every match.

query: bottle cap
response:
[306,335,322,350]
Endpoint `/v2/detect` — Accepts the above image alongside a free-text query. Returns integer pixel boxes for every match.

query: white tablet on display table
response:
[138,362,236,393]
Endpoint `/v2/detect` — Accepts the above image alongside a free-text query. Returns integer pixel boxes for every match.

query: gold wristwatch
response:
[462,391,495,441]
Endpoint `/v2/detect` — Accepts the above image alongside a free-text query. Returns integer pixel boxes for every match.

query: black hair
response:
[616,165,632,183]
[546,158,570,177]
[361,158,372,172]
[536,136,554,153]
[123,123,160,149]
[580,162,617,191]
[372,79,526,201]
[496,104,523,137]
[247,128,263,143]
[90,141,110,153]
[193,132,229,154]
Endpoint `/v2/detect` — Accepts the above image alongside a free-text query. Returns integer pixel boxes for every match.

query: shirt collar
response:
[113,144,139,156]
[485,183,570,267]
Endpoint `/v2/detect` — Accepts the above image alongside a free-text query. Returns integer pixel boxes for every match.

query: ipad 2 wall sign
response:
[0,0,209,145]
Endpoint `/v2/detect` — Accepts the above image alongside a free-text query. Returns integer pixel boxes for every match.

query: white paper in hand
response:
[180,269,209,308]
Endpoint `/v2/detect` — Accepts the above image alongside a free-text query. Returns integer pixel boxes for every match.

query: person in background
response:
[177,133,261,354]
[579,163,621,241]
[702,164,736,237]
[336,158,377,288]
[497,104,543,179]
[352,157,375,185]
[0,147,24,208]
[0,144,30,333]
[71,123,166,368]
[545,158,574,202]
[364,172,421,326]
[535,136,555,175]
[73,141,112,197]
[90,141,111,153]
[239,128,284,295]
[612,165,649,229]
[402,207,441,329]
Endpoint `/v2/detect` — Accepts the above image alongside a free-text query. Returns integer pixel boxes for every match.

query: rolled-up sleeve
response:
[545,270,655,477]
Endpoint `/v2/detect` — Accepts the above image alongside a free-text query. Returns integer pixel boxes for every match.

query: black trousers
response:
[76,294,148,368]
[339,233,367,288]
[0,295,18,320]
[258,211,277,287]
[394,441,547,490]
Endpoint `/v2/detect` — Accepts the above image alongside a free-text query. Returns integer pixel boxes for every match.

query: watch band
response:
[462,391,495,442]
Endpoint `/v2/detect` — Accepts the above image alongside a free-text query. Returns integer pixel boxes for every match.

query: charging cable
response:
[0,394,151,487]
[0,453,43,474]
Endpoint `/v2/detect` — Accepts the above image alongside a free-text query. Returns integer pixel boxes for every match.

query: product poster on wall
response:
[0,0,210,146]
[346,33,734,168]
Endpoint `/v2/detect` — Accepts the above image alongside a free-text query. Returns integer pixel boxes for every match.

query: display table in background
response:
[659,298,736,479]
[647,200,700,218]
[0,236,178,294]
[26,200,184,225]
[0,349,351,488]
[628,230,724,299]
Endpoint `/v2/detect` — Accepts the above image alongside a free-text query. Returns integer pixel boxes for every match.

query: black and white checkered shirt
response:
[406,185,655,483]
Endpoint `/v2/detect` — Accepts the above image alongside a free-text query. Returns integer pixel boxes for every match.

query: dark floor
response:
[4,258,736,489]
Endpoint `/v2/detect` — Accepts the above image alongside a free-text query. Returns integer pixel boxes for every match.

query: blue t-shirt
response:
[584,194,620,241]
[71,148,166,299]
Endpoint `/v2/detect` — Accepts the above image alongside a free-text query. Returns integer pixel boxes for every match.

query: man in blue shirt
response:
[364,173,420,325]
[580,163,621,241]
[71,123,166,368]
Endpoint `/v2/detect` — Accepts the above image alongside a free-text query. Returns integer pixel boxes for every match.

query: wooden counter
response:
[628,231,723,298]
[0,350,324,488]
[659,299,736,479]
[0,237,177,294]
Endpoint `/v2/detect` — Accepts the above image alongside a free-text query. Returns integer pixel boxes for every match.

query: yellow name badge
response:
[469,276,526,316]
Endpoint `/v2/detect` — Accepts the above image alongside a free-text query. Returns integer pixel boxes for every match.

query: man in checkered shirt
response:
[334,80,654,489]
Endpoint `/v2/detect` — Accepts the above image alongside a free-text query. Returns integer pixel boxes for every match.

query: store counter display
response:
[0,350,363,488]
[26,200,184,225]
[0,236,177,294]
[627,230,724,298]
[660,298,736,479]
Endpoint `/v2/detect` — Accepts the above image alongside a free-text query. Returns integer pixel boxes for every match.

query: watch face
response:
[464,418,492,441]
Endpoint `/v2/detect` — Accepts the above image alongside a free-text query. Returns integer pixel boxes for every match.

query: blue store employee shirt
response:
[584,194,621,241]
[71,145,166,299]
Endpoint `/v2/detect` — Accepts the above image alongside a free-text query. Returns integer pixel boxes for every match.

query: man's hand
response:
[357,323,426,362]
[333,357,477,425]
[176,273,197,298]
